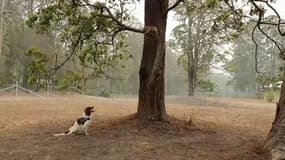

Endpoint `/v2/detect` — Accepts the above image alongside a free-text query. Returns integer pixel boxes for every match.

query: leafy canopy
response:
[27,0,141,78]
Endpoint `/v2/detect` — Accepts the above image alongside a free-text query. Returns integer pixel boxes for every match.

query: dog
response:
[54,106,94,136]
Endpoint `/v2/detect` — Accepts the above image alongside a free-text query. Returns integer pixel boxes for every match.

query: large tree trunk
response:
[137,0,168,121]
[264,73,285,160]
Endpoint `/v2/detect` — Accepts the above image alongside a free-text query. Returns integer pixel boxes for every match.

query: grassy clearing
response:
[0,96,274,160]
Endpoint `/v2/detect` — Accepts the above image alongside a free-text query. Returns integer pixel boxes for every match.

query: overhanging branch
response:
[48,1,145,73]
[163,0,184,16]
[105,7,144,33]
[251,24,261,73]
[82,0,144,34]
[225,0,285,74]
[254,0,285,36]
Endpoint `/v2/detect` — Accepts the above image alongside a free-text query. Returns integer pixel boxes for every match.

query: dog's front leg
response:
[84,129,89,135]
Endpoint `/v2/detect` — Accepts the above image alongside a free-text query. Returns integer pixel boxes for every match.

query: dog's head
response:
[84,106,94,116]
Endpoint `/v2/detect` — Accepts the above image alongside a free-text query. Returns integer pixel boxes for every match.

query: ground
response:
[0,96,274,160]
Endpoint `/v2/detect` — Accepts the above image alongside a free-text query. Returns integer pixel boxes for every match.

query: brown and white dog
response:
[54,106,94,136]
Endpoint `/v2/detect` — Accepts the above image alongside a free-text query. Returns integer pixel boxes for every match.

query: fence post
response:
[15,81,18,96]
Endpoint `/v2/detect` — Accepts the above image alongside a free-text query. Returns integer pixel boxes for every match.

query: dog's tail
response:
[54,130,70,137]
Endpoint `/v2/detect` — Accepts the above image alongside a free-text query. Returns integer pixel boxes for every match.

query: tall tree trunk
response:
[187,14,195,97]
[0,0,5,61]
[22,63,30,88]
[137,0,168,121]
[264,72,285,159]
[188,53,195,96]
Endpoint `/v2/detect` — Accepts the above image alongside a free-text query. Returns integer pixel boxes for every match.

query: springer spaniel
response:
[54,106,94,136]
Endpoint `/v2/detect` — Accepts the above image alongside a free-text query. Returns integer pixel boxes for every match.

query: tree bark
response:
[264,72,285,160]
[0,0,5,61]
[22,63,30,88]
[186,14,195,97]
[137,0,168,121]
[188,53,195,96]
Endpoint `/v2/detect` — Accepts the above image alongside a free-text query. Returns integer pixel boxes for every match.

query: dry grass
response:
[0,95,275,160]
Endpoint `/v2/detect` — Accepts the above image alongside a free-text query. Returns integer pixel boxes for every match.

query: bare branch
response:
[163,0,184,16]
[49,14,92,73]
[257,24,283,51]
[251,24,261,73]
[254,0,285,36]
[225,0,285,74]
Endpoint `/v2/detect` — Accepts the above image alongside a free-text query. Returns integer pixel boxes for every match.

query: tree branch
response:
[49,14,92,73]
[225,0,285,74]
[254,0,285,36]
[102,6,144,33]
[163,0,184,16]
[82,0,144,34]
[251,24,261,73]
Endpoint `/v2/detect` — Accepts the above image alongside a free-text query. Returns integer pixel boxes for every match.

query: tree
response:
[0,0,5,60]
[137,0,169,121]
[226,20,284,98]
[0,0,57,88]
[225,30,257,96]
[28,0,184,121]
[171,0,242,96]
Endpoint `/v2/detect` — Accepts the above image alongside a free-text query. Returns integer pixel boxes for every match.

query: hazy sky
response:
[131,1,285,40]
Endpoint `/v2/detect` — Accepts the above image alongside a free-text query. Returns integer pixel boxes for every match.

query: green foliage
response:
[0,0,59,89]
[264,90,275,102]
[25,0,137,88]
[98,90,111,97]
[224,35,257,93]
[225,20,285,97]
[25,48,48,85]
[256,74,280,89]
[59,71,82,90]
[197,80,216,92]
[172,0,243,95]
[206,0,219,8]
[26,14,38,28]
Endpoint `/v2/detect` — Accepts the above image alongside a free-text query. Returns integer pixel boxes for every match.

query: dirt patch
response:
[0,96,274,160]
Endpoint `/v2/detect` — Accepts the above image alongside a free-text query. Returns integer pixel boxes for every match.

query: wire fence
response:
[0,80,258,98]
[0,80,190,98]
[0,81,82,97]
[0,80,141,97]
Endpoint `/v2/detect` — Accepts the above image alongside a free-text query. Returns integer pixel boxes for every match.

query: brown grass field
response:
[0,95,275,160]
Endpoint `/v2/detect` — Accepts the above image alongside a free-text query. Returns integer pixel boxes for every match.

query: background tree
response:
[225,20,284,98]
[225,31,258,96]
[0,0,5,59]
[0,0,59,90]
[171,0,243,96]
